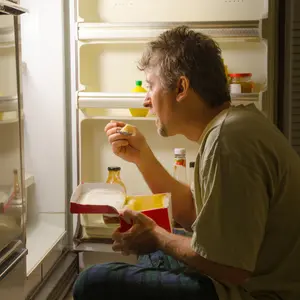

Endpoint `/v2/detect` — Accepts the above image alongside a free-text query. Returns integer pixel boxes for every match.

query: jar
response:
[106,166,127,194]
[229,73,253,94]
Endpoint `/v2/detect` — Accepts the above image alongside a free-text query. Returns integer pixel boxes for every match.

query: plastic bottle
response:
[130,80,149,117]
[106,166,127,194]
[173,148,187,184]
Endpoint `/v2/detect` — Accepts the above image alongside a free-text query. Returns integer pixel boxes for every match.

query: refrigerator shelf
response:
[78,92,145,109]
[78,92,261,109]
[0,0,28,15]
[78,21,261,43]
[80,114,156,121]
[0,26,14,47]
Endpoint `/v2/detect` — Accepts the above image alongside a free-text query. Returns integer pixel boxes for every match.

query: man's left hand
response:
[112,209,161,255]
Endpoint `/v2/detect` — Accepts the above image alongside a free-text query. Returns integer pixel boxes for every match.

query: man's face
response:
[144,71,177,137]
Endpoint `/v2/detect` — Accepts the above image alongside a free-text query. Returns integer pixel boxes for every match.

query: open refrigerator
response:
[0,0,299,299]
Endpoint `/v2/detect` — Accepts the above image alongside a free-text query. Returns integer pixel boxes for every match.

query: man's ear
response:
[176,76,190,103]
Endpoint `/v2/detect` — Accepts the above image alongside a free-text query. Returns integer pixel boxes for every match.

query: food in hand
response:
[119,124,136,136]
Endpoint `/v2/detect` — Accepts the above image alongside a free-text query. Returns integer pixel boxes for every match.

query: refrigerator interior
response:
[75,1,269,194]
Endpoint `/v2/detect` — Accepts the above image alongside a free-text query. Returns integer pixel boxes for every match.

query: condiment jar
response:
[229,73,253,94]
[106,166,127,194]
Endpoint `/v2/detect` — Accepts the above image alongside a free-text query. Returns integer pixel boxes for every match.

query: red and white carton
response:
[70,183,172,233]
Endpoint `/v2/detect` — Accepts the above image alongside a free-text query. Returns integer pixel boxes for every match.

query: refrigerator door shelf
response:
[0,0,28,15]
[0,239,22,269]
[78,21,261,43]
[0,26,14,47]
[0,247,27,282]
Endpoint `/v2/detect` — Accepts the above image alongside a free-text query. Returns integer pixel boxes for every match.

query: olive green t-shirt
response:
[191,104,300,300]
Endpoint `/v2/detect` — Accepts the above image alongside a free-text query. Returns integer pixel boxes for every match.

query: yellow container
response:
[129,80,149,117]
[124,194,164,211]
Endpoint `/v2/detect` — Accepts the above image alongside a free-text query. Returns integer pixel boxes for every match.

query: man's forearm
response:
[154,227,251,285]
[136,148,195,229]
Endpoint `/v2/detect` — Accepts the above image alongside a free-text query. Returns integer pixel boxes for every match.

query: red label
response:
[174,159,186,167]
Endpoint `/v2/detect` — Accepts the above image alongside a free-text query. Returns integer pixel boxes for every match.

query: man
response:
[73,26,300,300]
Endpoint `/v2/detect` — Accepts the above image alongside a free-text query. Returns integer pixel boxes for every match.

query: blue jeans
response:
[73,250,219,300]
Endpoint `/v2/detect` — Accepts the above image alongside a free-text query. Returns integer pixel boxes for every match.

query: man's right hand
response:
[104,121,151,165]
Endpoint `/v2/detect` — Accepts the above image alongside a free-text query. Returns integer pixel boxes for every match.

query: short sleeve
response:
[191,151,269,272]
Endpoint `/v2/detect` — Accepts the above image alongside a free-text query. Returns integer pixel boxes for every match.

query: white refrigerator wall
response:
[20,0,67,213]
[77,0,268,22]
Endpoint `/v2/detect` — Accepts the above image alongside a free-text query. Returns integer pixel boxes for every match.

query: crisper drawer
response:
[76,0,267,23]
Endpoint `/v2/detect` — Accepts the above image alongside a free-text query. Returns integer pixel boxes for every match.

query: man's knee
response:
[72,263,113,300]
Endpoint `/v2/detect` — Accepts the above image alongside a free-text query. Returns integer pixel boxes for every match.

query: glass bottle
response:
[106,166,127,194]
[173,148,187,184]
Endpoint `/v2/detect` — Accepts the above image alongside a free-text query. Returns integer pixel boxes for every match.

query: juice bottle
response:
[106,166,127,194]
[129,80,149,117]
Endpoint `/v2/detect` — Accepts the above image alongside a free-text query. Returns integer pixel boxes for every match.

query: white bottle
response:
[173,148,187,184]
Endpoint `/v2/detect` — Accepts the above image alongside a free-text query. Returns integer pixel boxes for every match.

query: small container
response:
[173,148,187,183]
[106,166,126,194]
[229,73,253,94]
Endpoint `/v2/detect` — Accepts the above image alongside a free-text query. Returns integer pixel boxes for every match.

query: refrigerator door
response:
[0,12,26,253]
[0,5,27,297]
[20,0,69,291]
